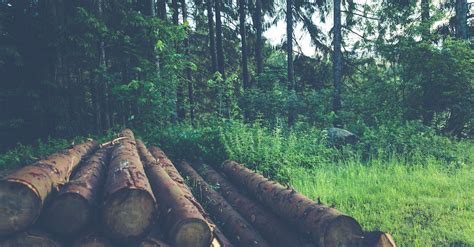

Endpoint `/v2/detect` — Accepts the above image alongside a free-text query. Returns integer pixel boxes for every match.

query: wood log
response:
[43,147,110,236]
[0,229,61,247]
[0,140,98,235]
[193,163,306,247]
[219,160,364,247]
[148,147,233,247]
[175,160,270,247]
[72,232,114,247]
[362,231,396,247]
[101,129,157,242]
[136,140,212,247]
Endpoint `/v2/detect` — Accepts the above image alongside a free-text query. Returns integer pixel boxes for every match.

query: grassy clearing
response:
[289,160,474,246]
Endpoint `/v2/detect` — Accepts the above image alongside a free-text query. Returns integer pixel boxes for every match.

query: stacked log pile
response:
[0,129,395,247]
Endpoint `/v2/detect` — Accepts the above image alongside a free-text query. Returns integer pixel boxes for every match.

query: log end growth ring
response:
[102,188,156,241]
[43,192,91,236]
[0,180,42,235]
[171,218,212,247]
[322,215,364,247]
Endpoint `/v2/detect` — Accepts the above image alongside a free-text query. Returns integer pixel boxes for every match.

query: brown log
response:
[101,129,157,242]
[0,140,98,235]
[72,232,114,247]
[136,140,212,247]
[362,231,396,247]
[149,147,233,247]
[0,229,61,247]
[175,160,270,247]
[43,147,110,236]
[193,163,307,247]
[219,160,364,247]
[138,227,170,247]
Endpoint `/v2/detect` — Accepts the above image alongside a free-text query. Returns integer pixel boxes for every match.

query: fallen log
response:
[101,129,157,242]
[0,140,98,235]
[193,163,306,247]
[175,160,270,247]
[138,227,171,247]
[72,232,114,247]
[0,229,61,247]
[149,147,233,247]
[43,147,110,236]
[362,231,396,247]
[219,160,364,247]
[136,140,212,247]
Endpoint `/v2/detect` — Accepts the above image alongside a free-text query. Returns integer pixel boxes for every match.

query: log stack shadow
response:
[0,128,396,247]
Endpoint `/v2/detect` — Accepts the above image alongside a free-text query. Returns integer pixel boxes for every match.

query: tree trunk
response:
[255,0,263,77]
[287,0,295,127]
[158,0,167,20]
[332,0,343,127]
[43,147,110,236]
[175,161,270,247]
[219,161,364,247]
[148,147,233,247]
[181,0,195,125]
[207,0,218,73]
[98,0,111,131]
[136,140,212,247]
[192,163,306,247]
[172,0,185,121]
[0,140,98,236]
[101,129,157,242]
[239,0,250,89]
[215,0,225,77]
[421,0,430,41]
[455,0,468,39]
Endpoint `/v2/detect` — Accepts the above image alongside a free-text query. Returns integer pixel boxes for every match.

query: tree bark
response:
[207,0,218,73]
[239,0,250,89]
[148,147,233,247]
[332,0,343,127]
[136,140,212,247]
[158,0,167,20]
[287,0,295,127]
[0,229,60,247]
[455,0,468,39]
[43,147,110,236]
[175,160,270,247]
[255,0,263,77]
[215,0,225,77]
[219,160,364,247]
[362,231,396,247]
[192,163,306,247]
[181,0,195,125]
[101,129,157,242]
[98,0,111,131]
[0,140,98,236]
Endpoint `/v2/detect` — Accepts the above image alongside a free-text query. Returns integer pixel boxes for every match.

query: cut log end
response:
[171,218,212,247]
[44,193,91,236]
[102,188,156,241]
[322,215,364,247]
[0,180,42,235]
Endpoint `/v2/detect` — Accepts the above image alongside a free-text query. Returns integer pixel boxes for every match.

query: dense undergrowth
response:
[0,121,472,245]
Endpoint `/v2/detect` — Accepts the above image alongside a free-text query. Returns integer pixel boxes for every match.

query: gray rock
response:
[328,127,359,146]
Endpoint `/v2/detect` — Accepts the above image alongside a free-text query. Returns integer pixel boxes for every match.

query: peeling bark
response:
[43,147,110,236]
[148,147,233,247]
[0,140,98,235]
[193,163,307,247]
[175,160,270,247]
[219,160,364,247]
[101,129,157,242]
[136,140,212,247]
